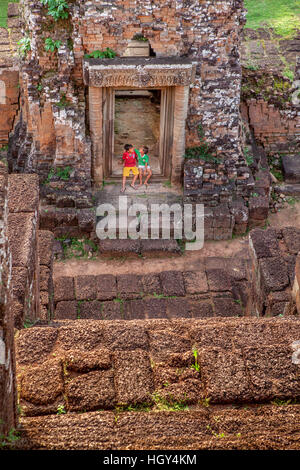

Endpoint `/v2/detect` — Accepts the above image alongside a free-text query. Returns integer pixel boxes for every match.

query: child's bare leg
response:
[121,175,126,192]
[131,173,138,188]
[138,169,143,186]
[144,169,152,186]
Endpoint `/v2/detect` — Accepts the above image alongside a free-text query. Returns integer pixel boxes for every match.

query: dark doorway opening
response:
[112,89,161,176]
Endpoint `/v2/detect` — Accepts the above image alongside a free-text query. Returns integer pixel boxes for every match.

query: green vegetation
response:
[200,397,211,407]
[191,348,200,373]
[245,0,300,39]
[40,0,69,22]
[0,427,20,448]
[84,48,117,59]
[132,33,148,42]
[56,236,99,260]
[17,37,31,58]
[271,398,298,406]
[152,391,189,411]
[44,37,62,52]
[44,165,72,183]
[57,93,71,109]
[56,404,66,414]
[23,318,35,328]
[0,0,19,28]
[115,403,151,413]
[244,146,254,166]
[184,125,221,163]
[163,179,172,188]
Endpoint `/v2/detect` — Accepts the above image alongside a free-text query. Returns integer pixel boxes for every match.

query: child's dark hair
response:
[124,144,133,151]
[143,146,149,154]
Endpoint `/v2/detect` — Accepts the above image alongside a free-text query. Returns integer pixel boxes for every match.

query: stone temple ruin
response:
[0,0,300,451]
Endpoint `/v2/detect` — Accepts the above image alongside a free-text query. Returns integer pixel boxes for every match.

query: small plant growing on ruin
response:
[17,37,31,58]
[152,391,189,412]
[57,404,66,415]
[191,347,200,373]
[57,93,71,109]
[184,124,220,163]
[132,33,148,42]
[40,0,69,22]
[44,37,62,52]
[271,398,296,406]
[55,165,72,180]
[200,397,211,407]
[244,146,254,166]
[0,428,20,448]
[84,48,117,59]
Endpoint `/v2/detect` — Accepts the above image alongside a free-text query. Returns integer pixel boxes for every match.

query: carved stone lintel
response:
[83,59,196,88]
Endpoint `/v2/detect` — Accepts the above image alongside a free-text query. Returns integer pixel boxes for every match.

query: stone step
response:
[16,405,300,450]
[14,316,300,450]
[51,263,251,321]
[282,155,300,184]
[97,238,182,257]
[274,184,300,197]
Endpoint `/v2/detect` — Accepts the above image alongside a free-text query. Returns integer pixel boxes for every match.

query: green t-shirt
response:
[135,149,149,166]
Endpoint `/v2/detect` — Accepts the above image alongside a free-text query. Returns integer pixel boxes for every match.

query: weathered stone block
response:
[213,297,243,317]
[65,349,111,372]
[244,345,299,401]
[8,174,39,213]
[113,350,154,405]
[249,196,269,221]
[206,269,232,292]
[77,300,102,319]
[249,228,280,259]
[104,322,148,350]
[117,274,144,299]
[259,257,289,294]
[16,327,58,365]
[55,301,78,320]
[95,274,117,300]
[54,276,75,302]
[282,227,300,255]
[38,230,54,268]
[200,347,251,403]
[74,275,98,300]
[101,301,124,320]
[66,370,115,411]
[20,359,63,406]
[183,271,208,294]
[127,298,167,320]
[159,271,185,297]
[142,273,161,295]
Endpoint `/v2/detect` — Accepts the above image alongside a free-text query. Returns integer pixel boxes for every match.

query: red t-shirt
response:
[123,151,137,167]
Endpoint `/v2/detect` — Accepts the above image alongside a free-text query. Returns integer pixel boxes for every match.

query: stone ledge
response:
[83,57,196,87]
[17,404,300,450]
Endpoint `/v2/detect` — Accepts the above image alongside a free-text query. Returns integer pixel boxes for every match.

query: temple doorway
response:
[112,89,161,176]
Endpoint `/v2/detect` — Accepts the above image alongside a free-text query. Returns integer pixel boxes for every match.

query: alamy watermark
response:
[96,196,204,251]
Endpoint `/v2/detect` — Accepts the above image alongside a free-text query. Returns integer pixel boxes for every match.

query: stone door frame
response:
[84,57,196,187]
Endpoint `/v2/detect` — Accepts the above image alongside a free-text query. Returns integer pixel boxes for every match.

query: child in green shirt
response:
[136,146,152,187]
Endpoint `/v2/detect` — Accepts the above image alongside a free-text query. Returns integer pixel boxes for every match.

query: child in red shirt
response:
[121,144,139,192]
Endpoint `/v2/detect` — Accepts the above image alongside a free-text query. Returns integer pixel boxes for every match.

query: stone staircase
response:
[52,257,250,321]
[274,154,300,197]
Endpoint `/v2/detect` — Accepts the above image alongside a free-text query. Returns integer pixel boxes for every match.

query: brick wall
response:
[248,227,299,317]
[10,0,247,188]
[7,174,40,328]
[0,67,19,146]
[0,162,17,437]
